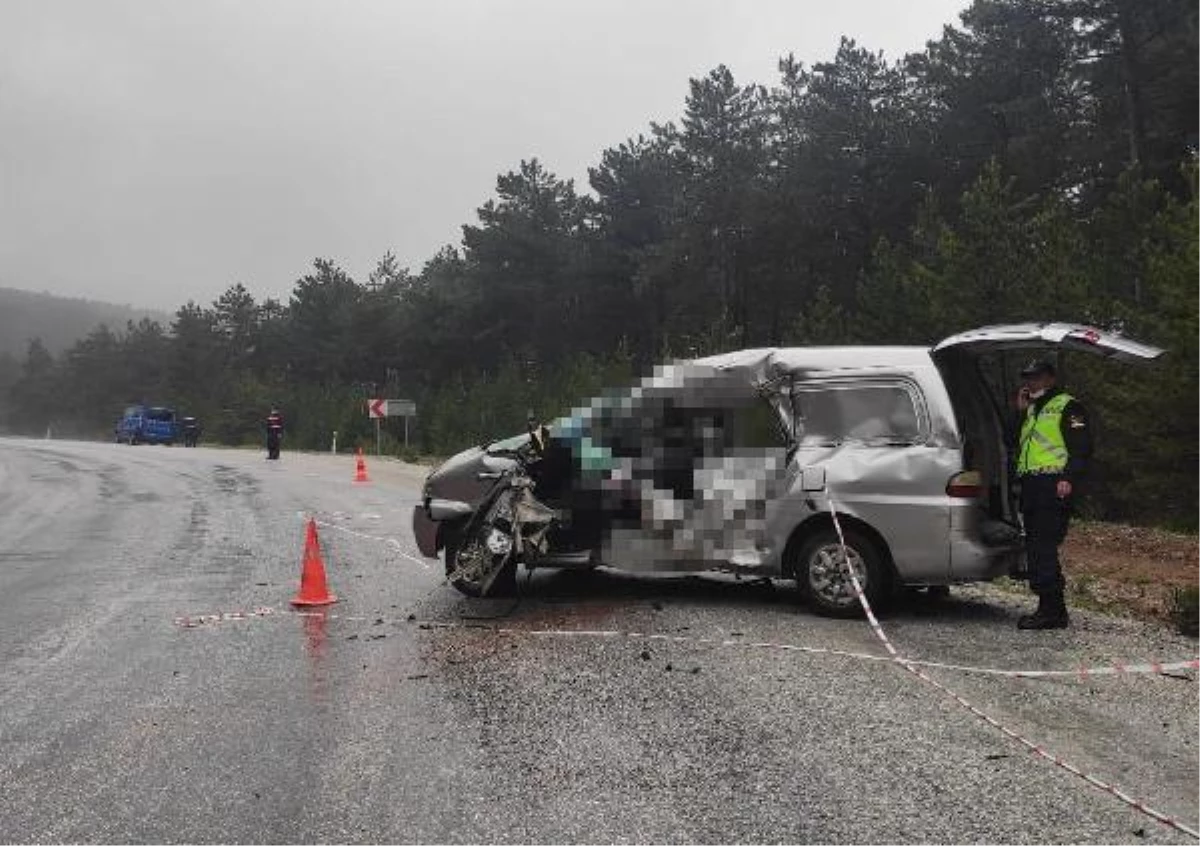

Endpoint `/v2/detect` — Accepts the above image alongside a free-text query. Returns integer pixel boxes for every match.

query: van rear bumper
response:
[948,507,1024,582]
[949,528,1024,581]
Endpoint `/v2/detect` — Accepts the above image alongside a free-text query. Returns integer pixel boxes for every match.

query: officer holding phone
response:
[1014,359,1092,629]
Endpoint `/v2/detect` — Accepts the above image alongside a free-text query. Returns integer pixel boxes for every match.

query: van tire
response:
[793,527,886,618]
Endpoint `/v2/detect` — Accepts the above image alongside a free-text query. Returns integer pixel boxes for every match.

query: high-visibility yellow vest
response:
[1017,392,1074,475]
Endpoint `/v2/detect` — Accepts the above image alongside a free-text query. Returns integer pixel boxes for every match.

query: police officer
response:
[1014,359,1092,630]
[265,408,284,459]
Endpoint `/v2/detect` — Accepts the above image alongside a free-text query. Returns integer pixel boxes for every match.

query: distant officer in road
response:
[265,408,284,460]
[1014,359,1092,630]
[181,416,201,447]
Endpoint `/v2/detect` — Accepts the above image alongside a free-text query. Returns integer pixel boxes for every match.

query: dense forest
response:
[3,0,1196,527]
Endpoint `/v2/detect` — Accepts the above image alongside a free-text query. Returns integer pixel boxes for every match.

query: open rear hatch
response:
[931,323,1165,536]
[932,323,1165,363]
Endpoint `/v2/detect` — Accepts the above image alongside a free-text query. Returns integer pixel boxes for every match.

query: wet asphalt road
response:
[0,437,1196,844]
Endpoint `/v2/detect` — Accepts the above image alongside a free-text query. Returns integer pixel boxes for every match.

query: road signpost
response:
[367,398,385,454]
[366,398,417,452]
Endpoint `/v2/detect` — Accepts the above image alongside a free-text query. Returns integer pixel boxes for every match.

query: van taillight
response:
[947,470,983,498]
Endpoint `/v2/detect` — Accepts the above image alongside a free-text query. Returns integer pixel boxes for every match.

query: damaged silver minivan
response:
[413,323,1163,615]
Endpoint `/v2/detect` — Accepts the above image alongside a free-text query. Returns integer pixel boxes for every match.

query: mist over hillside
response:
[0,287,170,357]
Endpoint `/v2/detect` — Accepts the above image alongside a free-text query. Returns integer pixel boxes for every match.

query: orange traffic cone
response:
[291,518,337,606]
[353,448,369,483]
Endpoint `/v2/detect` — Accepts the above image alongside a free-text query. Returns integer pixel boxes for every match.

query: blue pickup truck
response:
[115,405,179,445]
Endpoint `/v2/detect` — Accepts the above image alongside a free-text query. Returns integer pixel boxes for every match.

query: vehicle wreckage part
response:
[485,527,513,556]
[444,530,516,598]
[429,499,473,521]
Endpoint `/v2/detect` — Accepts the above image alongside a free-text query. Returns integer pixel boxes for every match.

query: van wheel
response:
[793,528,887,618]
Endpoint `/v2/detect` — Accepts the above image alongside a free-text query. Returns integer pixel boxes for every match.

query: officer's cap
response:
[1020,359,1056,378]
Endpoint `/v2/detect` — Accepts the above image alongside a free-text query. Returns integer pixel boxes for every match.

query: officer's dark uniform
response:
[266,410,284,459]
[1015,361,1092,629]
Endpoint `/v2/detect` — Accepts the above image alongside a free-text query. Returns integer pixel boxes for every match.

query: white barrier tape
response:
[169,605,1198,682]
[175,607,276,628]
[516,629,1200,680]
[174,606,395,628]
[901,656,1200,680]
[295,511,432,570]
[900,648,1200,838]
[825,493,1199,840]
[825,499,902,660]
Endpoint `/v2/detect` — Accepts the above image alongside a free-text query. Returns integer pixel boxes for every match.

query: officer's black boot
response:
[1050,593,1070,627]
[1017,594,1049,629]
[1018,592,1069,630]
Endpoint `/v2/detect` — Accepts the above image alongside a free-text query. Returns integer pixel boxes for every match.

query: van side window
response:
[793,383,924,445]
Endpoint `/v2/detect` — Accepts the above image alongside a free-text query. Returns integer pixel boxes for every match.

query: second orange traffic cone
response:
[353,448,369,483]
[291,518,337,607]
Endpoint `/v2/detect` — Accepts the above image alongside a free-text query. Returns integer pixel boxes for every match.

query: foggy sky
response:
[0,0,966,313]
